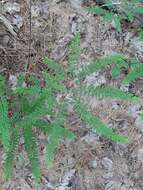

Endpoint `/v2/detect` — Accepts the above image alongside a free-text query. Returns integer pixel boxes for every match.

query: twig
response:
[0,13,17,37]
[25,0,32,72]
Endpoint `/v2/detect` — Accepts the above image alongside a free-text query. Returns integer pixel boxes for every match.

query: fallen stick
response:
[0,13,17,37]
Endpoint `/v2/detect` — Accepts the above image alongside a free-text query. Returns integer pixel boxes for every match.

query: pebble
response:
[101,157,113,170]
[12,15,23,29]
[90,159,98,169]
[9,74,17,90]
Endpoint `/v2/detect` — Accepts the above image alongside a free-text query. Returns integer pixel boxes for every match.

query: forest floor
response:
[1,0,143,189]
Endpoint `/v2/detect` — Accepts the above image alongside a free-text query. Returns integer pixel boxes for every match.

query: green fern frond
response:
[46,127,60,168]
[23,126,41,184]
[20,97,32,114]
[16,105,47,129]
[46,102,75,167]
[68,32,81,75]
[0,98,11,152]
[122,63,143,84]
[86,6,120,30]
[34,120,51,133]
[43,57,65,78]
[0,75,6,96]
[74,101,128,143]
[86,1,143,32]
[46,123,75,168]
[4,127,20,180]
[43,73,65,92]
[77,85,139,101]
[14,86,42,95]
[78,54,127,80]
[113,14,122,32]
[86,6,107,15]
[19,90,55,128]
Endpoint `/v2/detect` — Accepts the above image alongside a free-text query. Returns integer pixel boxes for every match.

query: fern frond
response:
[17,89,57,128]
[122,63,143,84]
[68,32,80,75]
[78,54,127,80]
[16,103,47,129]
[113,14,122,32]
[86,6,107,15]
[46,101,75,167]
[23,126,41,184]
[46,126,60,168]
[14,86,41,95]
[77,85,139,102]
[4,127,20,180]
[20,96,32,114]
[0,98,11,151]
[43,57,65,77]
[43,73,65,92]
[0,75,6,96]
[46,123,75,168]
[34,120,51,133]
[74,101,128,143]
[86,1,143,32]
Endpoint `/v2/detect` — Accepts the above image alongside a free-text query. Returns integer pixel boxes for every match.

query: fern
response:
[0,32,142,186]
[4,127,20,180]
[122,63,143,84]
[74,101,128,143]
[0,75,6,96]
[46,123,75,167]
[0,97,11,152]
[78,54,127,80]
[77,85,139,101]
[23,126,41,184]
[46,126,61,168]
[68,32,81,75]
[86,0,143,32]
[44,57,65,77]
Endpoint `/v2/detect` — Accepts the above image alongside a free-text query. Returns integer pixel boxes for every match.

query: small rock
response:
[111,102,119,110]
[9,74,17,90]
[13,15,23,29]
[102,157,113,170]
[90,159,98,169]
